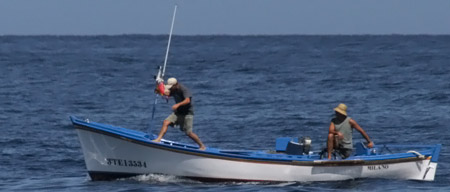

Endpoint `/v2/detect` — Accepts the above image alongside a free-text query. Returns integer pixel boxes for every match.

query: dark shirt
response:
[331,117,345,124]
[170,83,194,115]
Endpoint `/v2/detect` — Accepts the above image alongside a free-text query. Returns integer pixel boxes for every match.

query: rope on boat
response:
[407,150,425,158]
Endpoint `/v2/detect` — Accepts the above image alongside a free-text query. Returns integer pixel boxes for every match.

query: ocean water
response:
[1,35,449,191]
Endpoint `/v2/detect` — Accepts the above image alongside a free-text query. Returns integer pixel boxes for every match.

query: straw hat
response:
[334,103,348,116]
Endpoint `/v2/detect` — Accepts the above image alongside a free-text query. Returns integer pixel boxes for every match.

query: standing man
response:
[152,77,206,150]
[327,103,374,159]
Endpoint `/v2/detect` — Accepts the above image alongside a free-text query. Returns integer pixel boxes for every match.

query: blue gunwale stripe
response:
[431,144,441,162]
[70,116,437,166]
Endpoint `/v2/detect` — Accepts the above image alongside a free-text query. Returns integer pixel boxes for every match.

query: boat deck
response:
[70,116,441,163]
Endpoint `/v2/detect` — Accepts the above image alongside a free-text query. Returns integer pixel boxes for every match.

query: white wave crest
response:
[127,174,201,184]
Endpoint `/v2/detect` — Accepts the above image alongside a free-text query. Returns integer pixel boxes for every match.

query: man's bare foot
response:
[152,139,161,143]
[199,145,206,150]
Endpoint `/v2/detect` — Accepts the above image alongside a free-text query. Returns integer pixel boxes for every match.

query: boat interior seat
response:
[318,140,372,159]
[275,137,298,152]
[354,141,371,156]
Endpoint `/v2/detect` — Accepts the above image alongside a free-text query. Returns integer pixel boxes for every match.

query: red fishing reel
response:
[157,82,165,95]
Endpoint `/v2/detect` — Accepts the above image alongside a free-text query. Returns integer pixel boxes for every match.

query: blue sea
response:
[1,35,449,191]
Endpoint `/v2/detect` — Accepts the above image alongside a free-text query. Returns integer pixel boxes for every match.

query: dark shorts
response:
[337,147,353,159]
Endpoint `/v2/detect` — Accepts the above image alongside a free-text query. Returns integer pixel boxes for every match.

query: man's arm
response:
[176,97,190,106]
[329,123,336,134]
[349,119,374,148]
[172,97,190,111]
[329,122,344,139]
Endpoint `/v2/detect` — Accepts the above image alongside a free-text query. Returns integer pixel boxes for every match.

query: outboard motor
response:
[301,136,311,155]
[285,136,312,155]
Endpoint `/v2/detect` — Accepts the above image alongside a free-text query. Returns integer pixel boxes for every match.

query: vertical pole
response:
[148,5,178,137]
[162,4,177,78]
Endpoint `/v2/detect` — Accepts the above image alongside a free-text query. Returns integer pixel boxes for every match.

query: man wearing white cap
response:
[153,77,206,150]
[327,103,373,159]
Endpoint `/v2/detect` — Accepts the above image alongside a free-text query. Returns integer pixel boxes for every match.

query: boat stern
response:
[422,144,441,181]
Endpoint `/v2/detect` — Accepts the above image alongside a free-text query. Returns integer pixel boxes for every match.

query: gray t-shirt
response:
[170,83,194,115]
[332,117,353,149]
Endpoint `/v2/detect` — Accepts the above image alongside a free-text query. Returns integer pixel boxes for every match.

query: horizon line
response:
[1,33,450,37]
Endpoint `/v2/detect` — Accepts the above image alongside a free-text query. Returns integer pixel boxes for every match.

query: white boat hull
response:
[76,128,437,182]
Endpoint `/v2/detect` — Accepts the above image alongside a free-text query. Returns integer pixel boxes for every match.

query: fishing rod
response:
[162,4,177,79]
[148,4,178,137]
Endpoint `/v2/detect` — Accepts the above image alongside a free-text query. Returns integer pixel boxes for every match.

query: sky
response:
[1,0,450,35]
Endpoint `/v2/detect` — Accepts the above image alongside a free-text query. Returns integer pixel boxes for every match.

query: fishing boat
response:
[71,116,441,182]
[71,5,441,182]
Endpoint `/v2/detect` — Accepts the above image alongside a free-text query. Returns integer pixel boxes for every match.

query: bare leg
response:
[152,120,171,142]
[327,133,334,159]
[187,132,206,150]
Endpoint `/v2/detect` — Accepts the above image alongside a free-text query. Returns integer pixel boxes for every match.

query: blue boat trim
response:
[70,116,440,165]
[431,144,441,162]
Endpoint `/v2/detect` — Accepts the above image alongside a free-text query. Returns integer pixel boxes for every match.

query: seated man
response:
[327,103,374,159]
